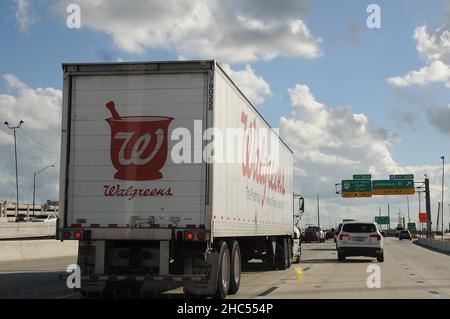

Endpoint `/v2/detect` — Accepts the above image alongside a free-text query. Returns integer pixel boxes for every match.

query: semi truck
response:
[58,60,302,298]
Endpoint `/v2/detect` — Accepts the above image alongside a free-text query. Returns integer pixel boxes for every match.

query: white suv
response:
[336,222,384,262]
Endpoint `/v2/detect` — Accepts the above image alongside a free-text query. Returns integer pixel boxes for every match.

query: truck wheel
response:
[338,251,345,261]
[377,252,384,263]
[276,238,288,270]
[213,241,230,299]
[228,241,241,295]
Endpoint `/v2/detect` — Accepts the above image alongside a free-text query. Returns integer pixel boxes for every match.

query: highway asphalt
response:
[0,238,448,299]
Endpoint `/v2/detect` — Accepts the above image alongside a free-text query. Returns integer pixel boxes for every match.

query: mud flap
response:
[183,249,219,297]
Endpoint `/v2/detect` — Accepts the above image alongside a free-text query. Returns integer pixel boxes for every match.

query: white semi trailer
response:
[58,60,302,298]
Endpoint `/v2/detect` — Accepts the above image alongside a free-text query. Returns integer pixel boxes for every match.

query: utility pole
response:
[317,194,320,228]
[437,202,441,233]
[407,196,410,223]
[419,192,422,237]
[425,176,432,238]
[4,120,24,215]
[33,165,55,215]
[441,156,445,240]
[387,204,391,230]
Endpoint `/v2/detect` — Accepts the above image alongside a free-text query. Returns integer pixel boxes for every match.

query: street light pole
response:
[33,165,55,214]
[441,156,445,240]
[317,194,320,228]
[407,196,410,223]
[4,121,24,215]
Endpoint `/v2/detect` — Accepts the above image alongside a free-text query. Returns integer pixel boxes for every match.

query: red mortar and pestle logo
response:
[105,101,173,181]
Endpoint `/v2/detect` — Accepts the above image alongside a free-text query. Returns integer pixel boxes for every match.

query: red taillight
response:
[74,231,82,240]
[185,232,194,240]
[62,231,71,239]
[197,232,205,240]
[370,234,382,241]
[339,234,351,240]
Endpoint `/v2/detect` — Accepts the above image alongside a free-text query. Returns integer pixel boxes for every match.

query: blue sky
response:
[1,0,449,226]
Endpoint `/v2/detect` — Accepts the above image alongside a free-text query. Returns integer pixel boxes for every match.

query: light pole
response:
[407,196,410,223]
[441,156,445,240]
[317,194,320,228]
[4,120,24,215]
[448,204,450,233]
[33,165,55,214]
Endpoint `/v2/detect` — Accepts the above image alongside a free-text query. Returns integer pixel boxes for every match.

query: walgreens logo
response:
[102,101,286,204]
[106,101,173,181]
[241,111,286,206]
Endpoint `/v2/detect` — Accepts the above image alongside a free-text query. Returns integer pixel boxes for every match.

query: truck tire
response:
[228,241,241,295]
[213,241,230,299]
[276,238,288,270]
[338,251,345,261]
[377,252,384,263]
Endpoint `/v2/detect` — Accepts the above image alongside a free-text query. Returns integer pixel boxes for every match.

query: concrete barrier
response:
[0,239,78,263]
[0,222,56,239]
[416,238,450,254]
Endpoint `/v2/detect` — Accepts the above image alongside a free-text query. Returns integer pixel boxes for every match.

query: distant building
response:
[0,201,59,217]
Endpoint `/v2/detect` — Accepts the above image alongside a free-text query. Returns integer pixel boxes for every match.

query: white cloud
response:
[387,60,450,87]
[387,25,450,136]
[15,0,39,33]
[281,84,449,227]
[54,0,322,63]
[220,64,271,105]
[0,75,61,204]
[281,84,398,198]
[387,26,450,87]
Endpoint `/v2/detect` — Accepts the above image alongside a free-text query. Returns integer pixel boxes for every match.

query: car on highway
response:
[336,221,384,262]
[31,213,58,222]
[15,214,29,222]
[325,228,335,240]
[303,226,325,243]
[399,230,412,240]
[394,226,405,237]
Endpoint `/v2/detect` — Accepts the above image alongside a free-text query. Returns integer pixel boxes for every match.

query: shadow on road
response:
[0,271,72,299]
[301,258,375,264]
[306,248,337,251]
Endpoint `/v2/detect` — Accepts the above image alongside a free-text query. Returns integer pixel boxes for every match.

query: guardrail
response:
[416,238,450,253]
[0,222,57,239]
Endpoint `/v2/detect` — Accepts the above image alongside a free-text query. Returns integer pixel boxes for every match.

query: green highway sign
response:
[372,179,415,195]
[407,222,416,231]
[389,174,414,180]
[342,180,372,192]
[375,216,390,225]
[353,174,371,180]
[341,180,372,198]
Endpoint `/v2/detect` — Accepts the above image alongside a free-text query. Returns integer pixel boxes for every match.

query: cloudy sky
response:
[1,0,449,228]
